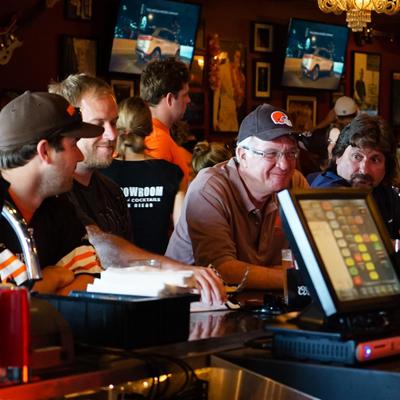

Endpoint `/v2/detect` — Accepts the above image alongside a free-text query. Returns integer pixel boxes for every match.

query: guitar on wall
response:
[0,0,60,66]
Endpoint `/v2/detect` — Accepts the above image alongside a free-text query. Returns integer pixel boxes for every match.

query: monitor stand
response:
[288,301,400,340]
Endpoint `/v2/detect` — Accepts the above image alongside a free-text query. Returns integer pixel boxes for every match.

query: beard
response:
[81,140,115,169]
[350,173,374,188]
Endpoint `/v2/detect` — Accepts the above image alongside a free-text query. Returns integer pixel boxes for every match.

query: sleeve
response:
[185,177,238,267]
[146,133,174,162]
[291,169,310,189]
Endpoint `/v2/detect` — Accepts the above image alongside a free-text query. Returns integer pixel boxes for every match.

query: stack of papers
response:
[87,266,197,297]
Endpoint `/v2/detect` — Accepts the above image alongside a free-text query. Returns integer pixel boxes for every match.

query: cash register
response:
[273,188,400,364]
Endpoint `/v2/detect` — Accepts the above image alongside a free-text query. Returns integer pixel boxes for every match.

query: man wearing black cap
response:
[166,104,300,289]
[0,91,104,293]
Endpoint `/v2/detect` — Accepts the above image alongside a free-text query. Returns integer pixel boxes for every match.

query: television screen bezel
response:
[281,17,349,91]
[277,188,400,317]
[109,0,202,75]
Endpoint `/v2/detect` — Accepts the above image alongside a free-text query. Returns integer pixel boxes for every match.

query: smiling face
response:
[336,145,386,188]
[78,92,119,169]
[45,137,84,196]
[237,136,298,200]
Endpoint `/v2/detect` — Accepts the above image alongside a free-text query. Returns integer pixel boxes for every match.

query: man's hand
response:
[32,266,74,294]
[180,265,227,305]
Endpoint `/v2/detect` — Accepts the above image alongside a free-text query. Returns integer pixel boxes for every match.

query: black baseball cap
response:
[0,91,104,149]
[237,103,297,143]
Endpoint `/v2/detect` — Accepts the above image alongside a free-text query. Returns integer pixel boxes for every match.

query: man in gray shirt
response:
[167,104,300,290]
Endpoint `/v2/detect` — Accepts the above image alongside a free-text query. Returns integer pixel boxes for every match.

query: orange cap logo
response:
[271,111,292,127]
[66,104,76,116]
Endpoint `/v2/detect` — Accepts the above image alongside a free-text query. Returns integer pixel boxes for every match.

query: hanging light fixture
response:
[318,0,400,32]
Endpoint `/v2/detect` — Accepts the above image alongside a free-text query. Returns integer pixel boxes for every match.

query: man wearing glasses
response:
[166,104,301,290]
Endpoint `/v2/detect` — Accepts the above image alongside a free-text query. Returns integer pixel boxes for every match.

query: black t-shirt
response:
[67,171,133,242]
[372,185,400,239]
[0,190,88,269]
[102,159,182,254]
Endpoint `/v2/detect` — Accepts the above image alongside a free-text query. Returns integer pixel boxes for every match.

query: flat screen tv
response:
[277,188,400,318]
[109,0,201,75]
[281,18,349,90]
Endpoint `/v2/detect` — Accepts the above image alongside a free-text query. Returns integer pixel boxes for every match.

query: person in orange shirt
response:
[140,58,192,188]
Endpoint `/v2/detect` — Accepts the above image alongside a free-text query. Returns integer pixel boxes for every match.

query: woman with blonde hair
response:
[192,141,232,175]
[102,96,184,254]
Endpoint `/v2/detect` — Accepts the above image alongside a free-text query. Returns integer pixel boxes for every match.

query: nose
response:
[76,146,84,163]
[102,122,118,141]
[359,158,371,175]
[275,153,290,170]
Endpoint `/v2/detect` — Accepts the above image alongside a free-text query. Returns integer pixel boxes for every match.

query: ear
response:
[36,139,52,164]
[165,92,175,107]
[236,147,247,166]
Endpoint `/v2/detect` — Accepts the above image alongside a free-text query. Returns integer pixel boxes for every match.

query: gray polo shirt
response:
[166,158,287,267]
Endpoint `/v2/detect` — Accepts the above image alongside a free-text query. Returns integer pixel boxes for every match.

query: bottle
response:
[0,284,30,384]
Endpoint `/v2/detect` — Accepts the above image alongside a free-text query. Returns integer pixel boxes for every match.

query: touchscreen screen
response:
[299,198,400,302]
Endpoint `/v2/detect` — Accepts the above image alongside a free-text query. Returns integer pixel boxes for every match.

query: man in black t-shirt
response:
[49,75,226,305]
[0,91,104,293]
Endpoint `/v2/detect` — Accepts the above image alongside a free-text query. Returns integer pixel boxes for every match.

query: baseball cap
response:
[237,104,297,143]
[0,91,104,149]
[334,96,358,117]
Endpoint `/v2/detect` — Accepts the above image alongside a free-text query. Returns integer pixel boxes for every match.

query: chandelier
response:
[318,0,400,31]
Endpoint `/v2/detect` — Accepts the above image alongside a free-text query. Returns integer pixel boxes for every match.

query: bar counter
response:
[3,300,400,399]
[0,309,269,400]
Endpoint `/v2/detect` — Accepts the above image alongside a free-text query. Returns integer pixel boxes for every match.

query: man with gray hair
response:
[166,104,301,290]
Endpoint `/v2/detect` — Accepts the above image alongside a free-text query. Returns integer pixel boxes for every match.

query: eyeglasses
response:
[240,146,299,161]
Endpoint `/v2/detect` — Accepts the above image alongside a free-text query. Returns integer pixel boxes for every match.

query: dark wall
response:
[0,0,399,135]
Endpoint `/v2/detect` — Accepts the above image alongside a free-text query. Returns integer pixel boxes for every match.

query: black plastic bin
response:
[33,292,198,349]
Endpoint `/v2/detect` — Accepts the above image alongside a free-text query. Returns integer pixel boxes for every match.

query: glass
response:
[128,259,161,269]
[240,146,299,161]
[282,249,294,305]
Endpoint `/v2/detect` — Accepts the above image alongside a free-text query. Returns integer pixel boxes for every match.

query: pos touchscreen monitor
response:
[277,188,400,319]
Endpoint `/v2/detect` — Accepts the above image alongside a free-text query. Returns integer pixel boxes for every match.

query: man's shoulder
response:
[190,160,237,192]
[92,170,120,189]
[311,170,349,188]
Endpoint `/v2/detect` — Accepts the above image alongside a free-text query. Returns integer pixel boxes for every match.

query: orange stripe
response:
[0,254,17,270]
[76,261,100,271]
[11,264,27,278]
[63,251,96,270]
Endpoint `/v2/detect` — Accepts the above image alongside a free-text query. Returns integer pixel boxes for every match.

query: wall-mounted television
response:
[109,0,201,75]
[281,18,349,91]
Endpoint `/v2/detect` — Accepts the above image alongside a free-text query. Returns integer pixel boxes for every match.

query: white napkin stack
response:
[87,266,197,297]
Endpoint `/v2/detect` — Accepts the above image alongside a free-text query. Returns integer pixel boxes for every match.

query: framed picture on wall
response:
[286,95,317,131]
[391,72,400,126]
[212,40,246,132]
[65,0,93,20]
[252,22,273,52]
[254,61,271,98]
[61,36,97,78]
[111,80,134,103]
[352,51,380,116]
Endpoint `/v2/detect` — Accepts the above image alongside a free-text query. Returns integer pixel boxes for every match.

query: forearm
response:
[86,224,190,270]
[32,266,75,294]
[56,274,95,296]
[216,259,283,290]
